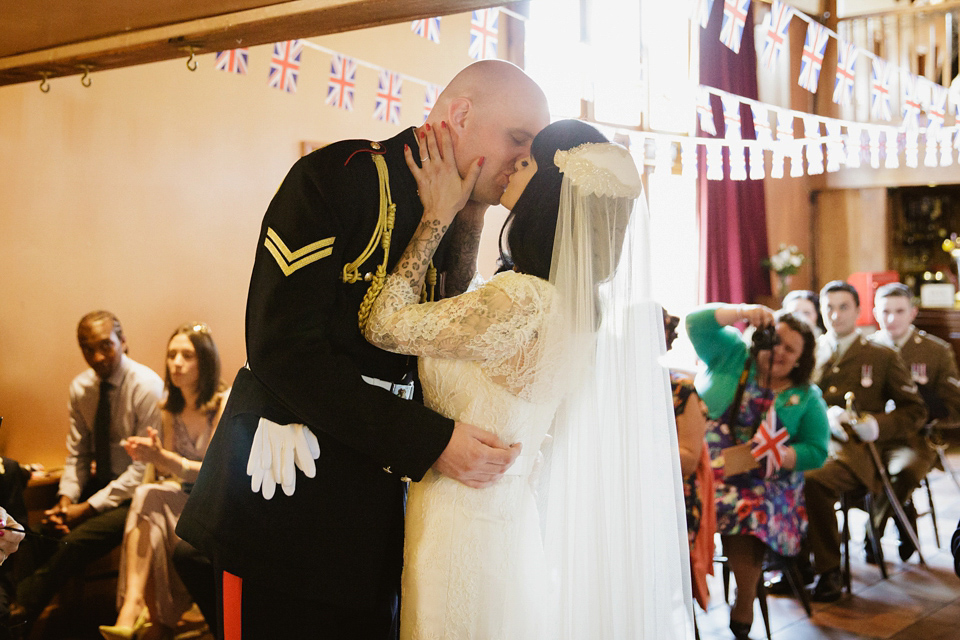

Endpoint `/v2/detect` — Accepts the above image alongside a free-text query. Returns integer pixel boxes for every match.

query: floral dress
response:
[670,371,701,550]
[705,379,807,557]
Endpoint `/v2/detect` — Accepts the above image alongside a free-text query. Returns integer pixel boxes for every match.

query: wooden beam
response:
[0,0,504,87]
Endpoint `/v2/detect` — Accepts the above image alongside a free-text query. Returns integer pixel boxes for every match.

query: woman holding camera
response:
[686,304,829,639]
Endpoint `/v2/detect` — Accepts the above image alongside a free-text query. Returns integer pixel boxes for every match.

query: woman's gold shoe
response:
[99,609,149,640]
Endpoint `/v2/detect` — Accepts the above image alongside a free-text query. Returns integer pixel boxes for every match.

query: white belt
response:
[362,375,415,400]
[503,453,537,477]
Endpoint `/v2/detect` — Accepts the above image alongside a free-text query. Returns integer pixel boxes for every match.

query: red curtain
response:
[698,0,771,304]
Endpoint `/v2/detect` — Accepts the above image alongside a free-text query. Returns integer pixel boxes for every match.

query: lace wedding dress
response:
[367,269,566,640]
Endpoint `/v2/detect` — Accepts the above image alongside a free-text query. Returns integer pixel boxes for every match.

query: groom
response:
[177,60,550,638]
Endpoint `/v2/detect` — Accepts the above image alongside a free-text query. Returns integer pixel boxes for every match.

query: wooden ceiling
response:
[0,0,505,87]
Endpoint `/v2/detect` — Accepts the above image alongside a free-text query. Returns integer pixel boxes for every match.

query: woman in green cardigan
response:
[686,303,829,639]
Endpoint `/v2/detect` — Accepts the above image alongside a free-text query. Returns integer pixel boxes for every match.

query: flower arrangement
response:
[763,244,805,277]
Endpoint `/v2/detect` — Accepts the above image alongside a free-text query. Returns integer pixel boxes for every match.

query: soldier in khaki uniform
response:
[802,281,927,602]
[868,282,960,560]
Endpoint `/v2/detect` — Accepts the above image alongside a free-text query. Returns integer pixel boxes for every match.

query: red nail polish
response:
[478,157,485,167]
[420,131,426,139]
[425,123,431,132]
[441,121,447,129]
[404,144,409,152]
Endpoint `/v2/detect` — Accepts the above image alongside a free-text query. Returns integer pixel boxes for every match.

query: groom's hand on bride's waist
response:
[433,422,522,489]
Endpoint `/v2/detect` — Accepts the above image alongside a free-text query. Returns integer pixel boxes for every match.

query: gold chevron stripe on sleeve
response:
[264,227,334,276]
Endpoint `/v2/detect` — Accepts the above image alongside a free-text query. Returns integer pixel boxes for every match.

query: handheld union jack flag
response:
[833,40,857,106]
[698,86,717,136]
[721,95,742,140]
[760,0,792,70]
[268,40,302,93]
[423,83,440,123]
[719,0,751,54]
[469,9,499,60]
[215,48,249,75]
[901,73,922,129]
[798,22,829,93]
[699,0,716,29]
[325,54,356,111]
[412,17,441,43]
[928,84,948,132]
[871,59,893,120]
[751,409,790,478]
[373,70,403,125]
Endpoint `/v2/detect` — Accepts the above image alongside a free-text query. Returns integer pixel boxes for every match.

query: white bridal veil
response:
[538,142,695,639]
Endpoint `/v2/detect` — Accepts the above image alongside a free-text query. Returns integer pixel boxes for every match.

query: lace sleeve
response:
[365,271,552,364]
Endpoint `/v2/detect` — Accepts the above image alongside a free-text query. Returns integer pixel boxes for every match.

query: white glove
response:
[826,405,852,442]
[851,414,880,443]
[247,418,321,499]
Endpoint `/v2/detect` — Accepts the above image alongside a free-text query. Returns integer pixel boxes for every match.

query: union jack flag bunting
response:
[706,142,724,180]
[760,0,792,70]
[325,54,356,111]
[928,84,948,132]
[871,59,893,121]
[803,115,824,175]
[698,86,717,136]
[751,409,790,478]
[721,95,742,140]
[373,70,403,125]
[267,40,302,93]
[752,104,772,142]
[798,22,829,93]
[901,73,922,129]
[845,125,862,168]
[214,48,249,75]
[412,17,441,43]
[469,9,499,60]
[699,0,716,29]
[719,0,751,54]
[423,83,441,123]
[825,121,844,172]
[770,110,792,178]
[833,41,857,106]
[941,128,955,167]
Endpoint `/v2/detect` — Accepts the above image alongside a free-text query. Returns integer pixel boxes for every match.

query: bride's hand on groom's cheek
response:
[433,421,522,489]
[405,122,484,227]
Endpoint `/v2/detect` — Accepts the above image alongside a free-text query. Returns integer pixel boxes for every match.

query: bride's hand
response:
[404,122,484,228]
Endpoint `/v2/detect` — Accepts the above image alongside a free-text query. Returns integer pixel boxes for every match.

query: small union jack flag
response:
[268,40,302,93]
[215,48,249,75]
[325,54,356,111]
[698,86,717,136]
[752,104,772,142]
[928,84,948,132]
[751,409,790,478]
[699,0,716,29]
[833,40,857,106]
[871,58,893,121]
[411,17,441,43]
[721,95,742,140]
[423,83,440,123]
[373,70,403,125]
[901,73,922,129]
[469,9,498,60]
[798,22,829,93]
[719,0,751,54]
[760,1,792,70]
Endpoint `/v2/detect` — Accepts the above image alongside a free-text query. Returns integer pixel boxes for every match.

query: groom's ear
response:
[448,97,471,132]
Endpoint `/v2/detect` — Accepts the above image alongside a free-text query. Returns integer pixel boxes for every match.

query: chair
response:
[914,473,940,548]
[838,489,887,593]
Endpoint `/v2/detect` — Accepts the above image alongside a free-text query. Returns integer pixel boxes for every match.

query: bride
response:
[365,119,693,639]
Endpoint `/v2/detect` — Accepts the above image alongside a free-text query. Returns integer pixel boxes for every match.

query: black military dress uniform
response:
[177,128,455,637]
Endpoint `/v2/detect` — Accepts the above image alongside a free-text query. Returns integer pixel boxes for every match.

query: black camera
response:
[751,325,780,352]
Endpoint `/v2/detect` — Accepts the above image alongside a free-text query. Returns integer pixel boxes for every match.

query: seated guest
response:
[686,304,828,639]
[14,312,164,628]
[0,503,26,640]
[802,281,926,602]
[100,323,228,640]
[663,309,713,611]
[782,290,825,338]
[952,517,960,579]
[171,540,218,640]
[867,283,960,561]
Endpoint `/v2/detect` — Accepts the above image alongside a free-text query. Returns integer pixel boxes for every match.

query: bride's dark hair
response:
[498,119,608,280]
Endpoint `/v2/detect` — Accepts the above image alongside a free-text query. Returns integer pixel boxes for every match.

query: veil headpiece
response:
[538,142,695,638]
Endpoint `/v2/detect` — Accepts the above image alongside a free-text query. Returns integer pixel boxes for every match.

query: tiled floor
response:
[696,448,960,640]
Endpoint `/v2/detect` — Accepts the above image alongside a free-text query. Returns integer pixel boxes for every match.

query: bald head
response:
[425,61,550,206]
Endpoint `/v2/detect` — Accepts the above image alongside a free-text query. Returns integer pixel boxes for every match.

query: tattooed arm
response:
[443,202,486,297]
